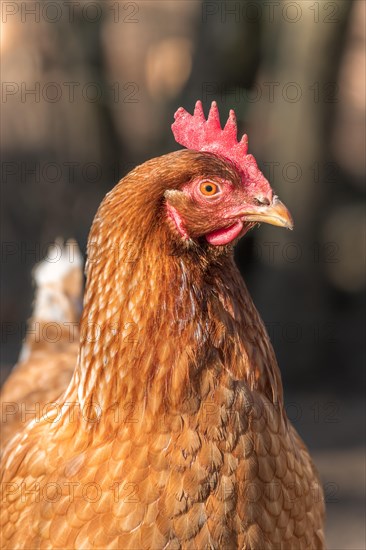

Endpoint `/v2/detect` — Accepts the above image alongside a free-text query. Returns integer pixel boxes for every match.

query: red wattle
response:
[205,220,244,246]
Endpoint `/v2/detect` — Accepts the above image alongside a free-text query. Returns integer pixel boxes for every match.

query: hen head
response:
[164,100,292,247]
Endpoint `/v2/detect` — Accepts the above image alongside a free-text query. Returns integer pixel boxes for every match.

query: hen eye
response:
[199,181,220,196]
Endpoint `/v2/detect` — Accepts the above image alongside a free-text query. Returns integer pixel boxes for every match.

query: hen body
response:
[1,151,325,549]
[0,242,82,448]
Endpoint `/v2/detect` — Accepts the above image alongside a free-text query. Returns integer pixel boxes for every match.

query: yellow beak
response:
[241,196,294,230]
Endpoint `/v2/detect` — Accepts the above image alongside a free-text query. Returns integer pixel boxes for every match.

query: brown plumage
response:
[0,241,82,448]
[1,113,325,549]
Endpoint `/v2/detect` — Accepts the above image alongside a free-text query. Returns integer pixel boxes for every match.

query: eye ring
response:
[199,181,220,196]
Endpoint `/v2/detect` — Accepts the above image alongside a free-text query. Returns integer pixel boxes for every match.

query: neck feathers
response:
[64,159,283,424]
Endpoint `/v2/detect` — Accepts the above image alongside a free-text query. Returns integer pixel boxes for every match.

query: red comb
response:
[172,100,248,158]
[172,100,272,198]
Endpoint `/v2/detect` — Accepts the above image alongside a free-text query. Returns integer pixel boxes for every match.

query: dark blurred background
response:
[1,1,365,547]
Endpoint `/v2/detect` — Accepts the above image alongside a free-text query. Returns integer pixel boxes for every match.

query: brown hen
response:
[0,102,325,549]
[1,241,82,448]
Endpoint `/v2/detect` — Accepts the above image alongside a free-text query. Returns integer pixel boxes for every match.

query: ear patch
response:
[165,191,189,240]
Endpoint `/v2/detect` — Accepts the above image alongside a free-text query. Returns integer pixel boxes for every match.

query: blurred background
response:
[1,0,365,547]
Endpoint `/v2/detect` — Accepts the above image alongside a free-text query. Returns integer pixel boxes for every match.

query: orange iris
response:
[199,181,219,196]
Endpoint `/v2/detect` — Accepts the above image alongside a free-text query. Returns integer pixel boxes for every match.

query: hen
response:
[1,101,325,549]
[1,241,82,448]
